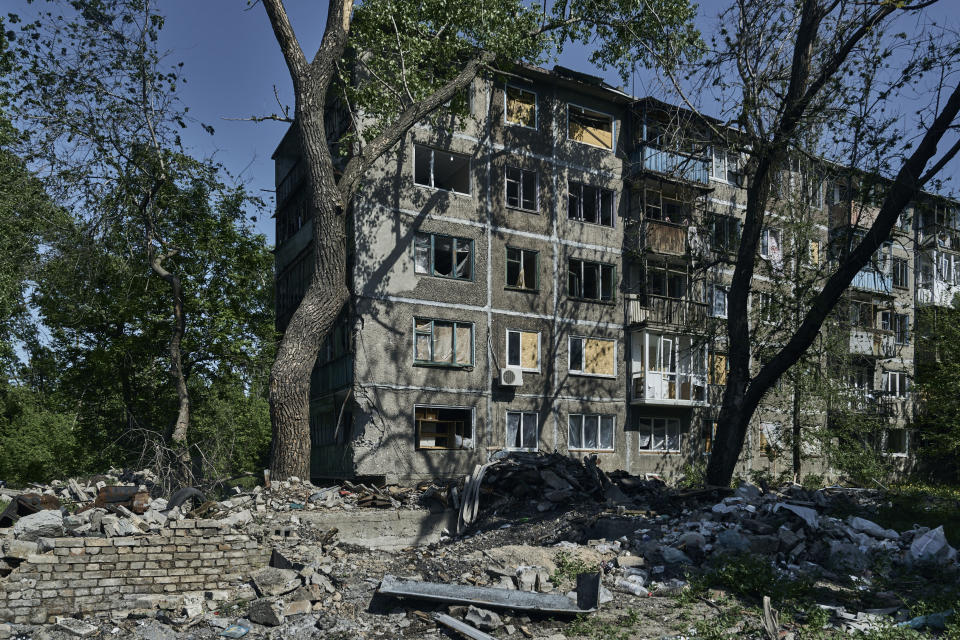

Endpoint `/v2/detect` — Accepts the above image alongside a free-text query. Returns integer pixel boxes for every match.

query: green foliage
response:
[568,609,642,640]
[676,460,707,488]
[824,412,895,487]
[698,553,814,605]
[802,473,826,490]
[550,551,595,588]
[912,306,960,482]
[0,385,81,485]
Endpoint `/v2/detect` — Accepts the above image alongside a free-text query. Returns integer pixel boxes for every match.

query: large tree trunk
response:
[268,112,350,482]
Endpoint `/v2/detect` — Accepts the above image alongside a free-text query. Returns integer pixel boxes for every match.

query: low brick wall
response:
[0,519,270,625]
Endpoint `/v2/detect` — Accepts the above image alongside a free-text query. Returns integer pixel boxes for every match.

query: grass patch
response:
[695,552,815,606]
[568,609,642,640]
[550,551,594,588]
[0,498,9,515]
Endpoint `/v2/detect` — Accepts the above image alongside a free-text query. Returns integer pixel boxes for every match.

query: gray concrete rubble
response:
[1,454,958,638]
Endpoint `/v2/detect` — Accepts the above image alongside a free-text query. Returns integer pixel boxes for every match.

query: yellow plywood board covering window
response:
[809,240,820,264]
[520,331,539,369]
[584,338,615,375]
[569,107,613,149]
[710,353,727,385]
[506,87,536,128]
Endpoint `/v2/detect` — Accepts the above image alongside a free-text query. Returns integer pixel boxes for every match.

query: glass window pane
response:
[568,259,582,297]
[599,416,614,450]
[506,167,520,208]
[569,415,583,449]
[415,333,431,361]
[570,337,583,371]
[637,418,651,449]
[522,251,537,289]
[434,236,454,276]
[507,412,521,448]
[568,182,581,220]
[414,145,432,186]
[652,418,666,450]
[455,241,472,279]
[666,419,680,451]
[506,248,520,287]
[414,233,431,274]
[522,413,538,449]
[584,415,599,449]
[583,263,599,299]
[507,331,520,367]
[522,170,537,210]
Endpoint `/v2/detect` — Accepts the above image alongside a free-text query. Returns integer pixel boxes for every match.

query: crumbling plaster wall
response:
[0,520,270,625]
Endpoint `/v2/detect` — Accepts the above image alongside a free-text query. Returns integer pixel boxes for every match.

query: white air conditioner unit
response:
[500,367,523,386]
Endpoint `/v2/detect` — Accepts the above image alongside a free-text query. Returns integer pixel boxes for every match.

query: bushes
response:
[0,386,81,485]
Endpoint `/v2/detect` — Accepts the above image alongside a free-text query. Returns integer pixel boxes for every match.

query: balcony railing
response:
[276,161,306,209]
[849,328,897,358]
[626,294,708,328]
[643,219,687,255]
[837,389,895,417]
[631,371,707,404]
[851,268,893,294]
[918,223,960,251]
[628,146,710,185]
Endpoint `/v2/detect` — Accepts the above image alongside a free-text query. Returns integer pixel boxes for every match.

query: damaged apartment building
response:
[273,64,958,484]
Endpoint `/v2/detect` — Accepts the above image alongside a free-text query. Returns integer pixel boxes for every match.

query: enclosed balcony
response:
[918,223,960,251]
[629,331,707,405]
[849,328,896,358]
[850,267,893,294]
[628,146,710,185]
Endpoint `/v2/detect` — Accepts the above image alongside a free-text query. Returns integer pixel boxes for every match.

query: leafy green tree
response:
[260,0,702,479]
[913,305,960,482]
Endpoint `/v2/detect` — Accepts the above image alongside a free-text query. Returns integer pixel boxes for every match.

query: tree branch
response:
[261,0,309,90]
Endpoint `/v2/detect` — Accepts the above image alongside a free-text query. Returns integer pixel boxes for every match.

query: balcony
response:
[631,372,707,405]
[643,219,687,255]
[850,268,893,294]
[918,223,960,251]
[277,161,306,210]
[626,294,708,329]
[628,146,710,186]
[917,279,960,307]
[829,201,881,229]
[849,328,897,358]
[836,389,895,418]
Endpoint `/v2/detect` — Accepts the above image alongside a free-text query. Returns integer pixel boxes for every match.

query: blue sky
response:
[12,1,956,245]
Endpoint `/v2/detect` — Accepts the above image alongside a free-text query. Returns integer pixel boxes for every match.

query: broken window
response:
[886,429,907,455]
[568,258,615,301]
[709,214,740,253]
[637,417,682,452]
[415,406,473,449]
[702,419,718,454]
[506,329,540,370]
[568,414,615,451]
[882,370,909,397]
[568,181,615,226]
[414,144,471,194]
[708,285,728,318]
[414,232,473,280]
[760,227,782,267]
[506,246,538,290]
[646,268,687,299]
[414,319,474,366]
[506,411,539,450]
[893,313,910,345]
[568,105,613,149]
[569,336,616,376]
[505,85,537,128]
[711,146,740,183]
[848,300,876,329]
[892,257,909,288]
[506,166,538,211]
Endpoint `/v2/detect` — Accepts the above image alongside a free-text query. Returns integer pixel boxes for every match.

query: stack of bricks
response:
[0,519,271,625]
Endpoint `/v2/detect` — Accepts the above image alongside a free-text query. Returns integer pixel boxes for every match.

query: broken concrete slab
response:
[250,567,301,597]
[247,598,284,626]
[12,509,64,541]
[465,605,503,631]
[55,617,98,637]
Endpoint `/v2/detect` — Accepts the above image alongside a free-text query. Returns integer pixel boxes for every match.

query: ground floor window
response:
[637,417,682,452]
[702,419,718,454]
[569,414,615,451]
[415,406,473,450]
[506,411,539,450]
[886,428,908,455]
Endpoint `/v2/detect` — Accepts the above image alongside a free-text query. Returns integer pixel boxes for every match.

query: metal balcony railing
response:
[626,294,708,328]
[628,146,710,185]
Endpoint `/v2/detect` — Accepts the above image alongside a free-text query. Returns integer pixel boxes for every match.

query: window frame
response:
[567,103,615,151]
[709,213,741,254]
[567,258,616,303]
[413,144,472,195]
[413,318,475,368]
[414,404,474,450]
[892,257,909,289]
[568,180,616,227]
[568,413,616,452]
[636,416,682,453]
[505,328,541,372]
[504,85,538,130]
[568,335,617,378]
[709,284,728,318]
[414,232,475,281]
[505,165,539,212]
[504,245,539,291]
[505,411,539,451]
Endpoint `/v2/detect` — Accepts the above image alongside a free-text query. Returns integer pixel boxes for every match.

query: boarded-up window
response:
[507,329,539,370]
[809,240,821,265]
[505,86,536,128]
[568,105,613,149]
[569,336,615,376]
[709,353,727,385]
[506,411,538,450]
[414,319,473,366]
[569,414,615,451]
[416,406,472,449]
[506,247,538,290]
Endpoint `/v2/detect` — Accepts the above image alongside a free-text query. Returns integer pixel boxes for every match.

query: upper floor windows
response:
[506,246,538,291]
[568,336,616,377]
[710,147,741,184]
[709,284,728,318]
[568,104,613,150]
[708,214,741,253]
[568,181,615,227]
[760,227,783,267]
[414,232,473,281]
[414,145,470,194]
[414,318,474,367]
[568,258,615,302]
[506,166,538,212]
[892,257,909,289]
[505,86,537,129]
[506,329,540,371]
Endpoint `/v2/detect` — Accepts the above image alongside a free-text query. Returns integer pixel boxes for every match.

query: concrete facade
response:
[273,64,957,484]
